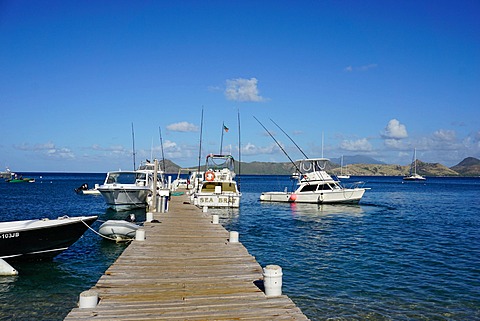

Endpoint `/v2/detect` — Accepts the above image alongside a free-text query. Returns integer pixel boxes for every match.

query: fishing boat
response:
[403,149,426,181]
[98,220,139,241]
[98,162,166,211]
[0,215,97,261]
[191,154,241,208]
[260,158,368,204]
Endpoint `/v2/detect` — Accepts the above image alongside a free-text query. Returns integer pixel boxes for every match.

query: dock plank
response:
[64,192,310,320]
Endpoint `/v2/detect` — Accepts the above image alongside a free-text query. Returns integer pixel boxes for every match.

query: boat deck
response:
[64,191,309,320]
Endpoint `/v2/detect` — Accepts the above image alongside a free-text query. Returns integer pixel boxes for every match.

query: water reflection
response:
[279,202,365,219]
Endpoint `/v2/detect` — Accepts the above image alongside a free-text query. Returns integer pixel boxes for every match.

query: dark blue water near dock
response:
[1,174,479,320]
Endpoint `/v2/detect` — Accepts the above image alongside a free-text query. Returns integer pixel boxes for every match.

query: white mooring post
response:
[79,290,98,308]
[229,231,239,243]
[212,214,219,224]
[202,206,208,213]
[135,229,146,241]
[146,212,153,222]
[263,265,283,297]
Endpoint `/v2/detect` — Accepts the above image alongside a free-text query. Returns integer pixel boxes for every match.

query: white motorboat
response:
[191,154,241,208]
[98,161,167,211]
[74,183,101,195]
[98,220,139,241]
[403,149,426,181]
[260,158,369,204]
[0,215,97,261]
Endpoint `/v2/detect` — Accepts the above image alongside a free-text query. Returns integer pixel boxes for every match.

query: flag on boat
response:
[223,124,229,132]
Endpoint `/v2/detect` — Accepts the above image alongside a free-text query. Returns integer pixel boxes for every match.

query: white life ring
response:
[205,171,215,181]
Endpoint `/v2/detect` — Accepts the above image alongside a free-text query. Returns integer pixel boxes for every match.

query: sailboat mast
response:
[196,108,204,192]
[237,110,241,191]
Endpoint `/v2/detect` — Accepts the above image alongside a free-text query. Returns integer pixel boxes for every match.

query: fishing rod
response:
[253,116,303,175]
[158,126,166,174]
[270,118,308,159]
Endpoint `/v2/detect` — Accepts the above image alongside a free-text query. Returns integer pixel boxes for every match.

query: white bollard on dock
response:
[263,265,283,297]
[202,206,208,213]
[135,229,146,241]
[146,212,153,222]
[212,214,219,224]
[229,231,239,243]
[79,290,98,308]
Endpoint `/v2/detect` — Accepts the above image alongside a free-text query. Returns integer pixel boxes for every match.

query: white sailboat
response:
[337,155,350,179]
[403,149,426,181]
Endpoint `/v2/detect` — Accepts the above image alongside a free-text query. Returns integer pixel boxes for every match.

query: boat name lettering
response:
[199,197,230,203]
[1,232,20,239]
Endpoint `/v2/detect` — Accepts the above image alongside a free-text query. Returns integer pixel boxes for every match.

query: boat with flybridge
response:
[260,157,368,204]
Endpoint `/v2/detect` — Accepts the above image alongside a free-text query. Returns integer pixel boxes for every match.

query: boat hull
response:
[97,187,150,211]
[0,216,97,260]
[260,188,366,204]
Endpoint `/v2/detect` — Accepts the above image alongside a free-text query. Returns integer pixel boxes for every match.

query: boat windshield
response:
[106,172,138,184]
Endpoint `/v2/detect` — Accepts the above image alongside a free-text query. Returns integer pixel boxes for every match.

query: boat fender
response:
[318,193,324,203]
[289,194,297,202]
[205,171,215,181]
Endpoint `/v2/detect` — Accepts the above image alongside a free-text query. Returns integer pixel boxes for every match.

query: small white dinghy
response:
[98,220,139,241]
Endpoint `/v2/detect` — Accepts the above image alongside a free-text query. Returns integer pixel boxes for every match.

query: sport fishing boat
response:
[98,161,167,211]
[191,154,241,208]
[260,158,368,204]
[0,215,97,261]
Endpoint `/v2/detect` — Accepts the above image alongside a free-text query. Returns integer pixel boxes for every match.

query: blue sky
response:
[1,1,479,172]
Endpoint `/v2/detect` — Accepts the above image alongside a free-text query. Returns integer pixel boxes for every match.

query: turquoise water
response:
[1,174,479,320]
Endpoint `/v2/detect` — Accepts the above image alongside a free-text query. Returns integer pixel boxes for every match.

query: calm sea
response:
[1,174,479,320]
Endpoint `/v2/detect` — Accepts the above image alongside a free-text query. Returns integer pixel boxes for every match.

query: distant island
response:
[161,157,480,177]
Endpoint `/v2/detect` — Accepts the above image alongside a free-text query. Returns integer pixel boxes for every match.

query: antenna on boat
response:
[270,118,308,159]
[158,126,166,173]
[321,131,324,159]
[253,116,303,175]
[131,122,136,170]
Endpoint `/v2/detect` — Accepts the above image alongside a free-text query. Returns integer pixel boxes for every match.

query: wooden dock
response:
[64,192,310,320]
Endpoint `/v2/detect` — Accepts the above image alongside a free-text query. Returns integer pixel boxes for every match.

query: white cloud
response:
[166,122,199,132]
[241,142,279,155]
[433,129,456,142]
[344,64,378,72]
[340,138,373,151]
[225,78,266,102]
[381,119,408,140]
[14,142,74,159]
